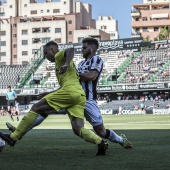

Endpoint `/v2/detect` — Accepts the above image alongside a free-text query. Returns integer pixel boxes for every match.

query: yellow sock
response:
[80,127,102,144]
[10,111,38,140]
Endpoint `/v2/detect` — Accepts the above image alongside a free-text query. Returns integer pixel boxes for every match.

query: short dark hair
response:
[44,41,58,48]
[82,38,99,49]
[8,85,11,88]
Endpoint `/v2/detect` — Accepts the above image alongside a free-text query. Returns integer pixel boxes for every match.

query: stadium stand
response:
[0,65,26,89]
[1,46,170,89]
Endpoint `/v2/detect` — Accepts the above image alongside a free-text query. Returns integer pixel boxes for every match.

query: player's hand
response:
[37,92,50,99]
[59,64,68,74]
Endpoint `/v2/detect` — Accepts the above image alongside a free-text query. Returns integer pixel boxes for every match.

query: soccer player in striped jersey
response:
[78,37,132,148]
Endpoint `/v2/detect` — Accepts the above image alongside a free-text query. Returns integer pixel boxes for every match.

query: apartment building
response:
[96,16,119,40]
[0,0,111,65]
[131,0,170,41]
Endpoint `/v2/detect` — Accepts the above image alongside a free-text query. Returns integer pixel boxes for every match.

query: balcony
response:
[32,28,41,33]
[131,19,170,27]
[0,12,5,17]
[42,27,50,33]
[131,32,141,38]
[131,10,140,17]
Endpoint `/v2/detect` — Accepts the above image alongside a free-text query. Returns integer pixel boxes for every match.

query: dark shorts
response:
[15,111,19,116]
[7,100,15,107]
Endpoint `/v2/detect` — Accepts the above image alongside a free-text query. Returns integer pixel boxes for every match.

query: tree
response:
[158,26,170,40]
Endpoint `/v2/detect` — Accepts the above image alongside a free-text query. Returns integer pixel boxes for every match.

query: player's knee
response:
[95,129,106,138]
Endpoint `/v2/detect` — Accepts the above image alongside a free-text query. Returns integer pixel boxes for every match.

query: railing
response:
[18,46,45,88]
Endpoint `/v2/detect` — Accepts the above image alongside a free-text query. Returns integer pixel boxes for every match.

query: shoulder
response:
[91,55,103,62]
[55,50,65,61]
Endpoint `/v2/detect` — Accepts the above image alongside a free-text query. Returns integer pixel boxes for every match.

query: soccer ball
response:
[0,137,6,152]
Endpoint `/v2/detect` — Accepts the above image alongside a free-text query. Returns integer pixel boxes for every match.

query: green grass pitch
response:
[0,114,170,170]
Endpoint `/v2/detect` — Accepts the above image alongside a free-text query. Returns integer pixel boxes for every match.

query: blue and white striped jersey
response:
[78,55,103,100]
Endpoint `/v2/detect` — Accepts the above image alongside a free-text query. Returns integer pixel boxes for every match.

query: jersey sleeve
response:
[13,91,16,96]
[90,56,103,73]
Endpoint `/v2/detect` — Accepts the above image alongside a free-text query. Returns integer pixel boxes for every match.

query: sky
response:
[37,0,143,38]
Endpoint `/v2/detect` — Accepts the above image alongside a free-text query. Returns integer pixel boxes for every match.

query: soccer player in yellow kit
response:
[0,41,108,155]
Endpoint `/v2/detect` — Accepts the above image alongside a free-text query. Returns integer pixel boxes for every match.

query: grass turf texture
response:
[0,115,170,170]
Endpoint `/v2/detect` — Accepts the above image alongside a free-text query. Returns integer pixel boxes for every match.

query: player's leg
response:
[71,117,102,144]
[84,100,132,148]
[10,99,54,140]
[14,110,19,121]
[6,114,48,140]
[6,109,64,140]
[0,99,54,145]
[70,116,108,155]
[67,94,108,155]
[8,102,14,121]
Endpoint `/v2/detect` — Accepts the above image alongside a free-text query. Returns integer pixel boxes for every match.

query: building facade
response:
[0,0,112,65]
[96,16,119,40]
[131,0,170,41]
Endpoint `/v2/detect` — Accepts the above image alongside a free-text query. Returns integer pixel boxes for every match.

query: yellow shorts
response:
[43,88,86,121]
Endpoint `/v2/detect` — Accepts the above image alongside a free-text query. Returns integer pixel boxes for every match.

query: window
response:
[42,37,50,43]
[47,9,50,12]
[31,10,37,14]
[0,12,5,17]
[42,27,50,33]
[13,44,17,48]
[136,18,140,21]
[69,31,72,35]
[68,20,72,24]
[143,27,148,32]
[32,28,41,33]
[22,40,28,45]
[78,37,84,43]
[13,55,17,58]
[0,62,6,65]
[13,24,17,27]
[136,28,140,34]
[40,10,43,13]
[54,38,61,43]
[53,9,60,13]
[13,34,17,38]
[55,28,61,33]
[32,49,38,54]
[101,26,107,30]
[22,30,28,35]
[22,51,28,55]
[0,52,6,56]
[154,27,159,32]
[9,5,12,8]
[22,61,28,65]
[64,1,66,4]
[142,17,147,21]
[0,31,6,36]
[0,41,6,46]
[32,38,41,44]
[24,4,27,7]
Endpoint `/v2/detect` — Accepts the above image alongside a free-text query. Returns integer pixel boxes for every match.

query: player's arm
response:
[79,70,99,81]
[6,94,8,100]
[59,48,74,74]
[13,91,17,99]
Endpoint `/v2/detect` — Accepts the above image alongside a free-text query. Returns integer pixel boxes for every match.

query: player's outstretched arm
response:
[59,48,74,74]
